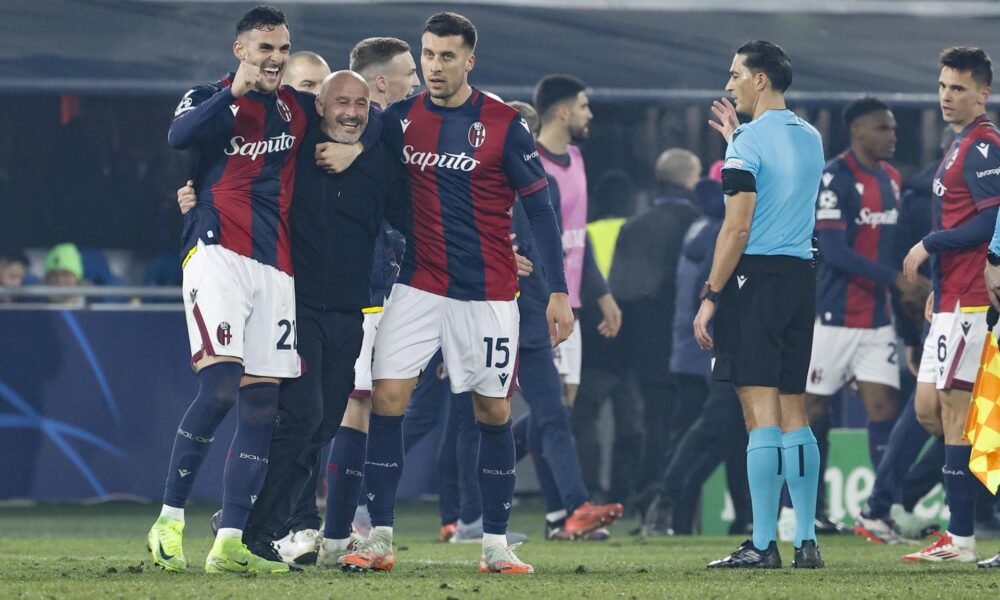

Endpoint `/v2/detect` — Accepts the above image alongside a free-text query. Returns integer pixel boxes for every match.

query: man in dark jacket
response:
[608,148,702,502]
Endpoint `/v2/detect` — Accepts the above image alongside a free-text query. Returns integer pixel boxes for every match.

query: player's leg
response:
[436,392,462,541]
[207,260,300,574]
[906,309,982,563]
[519,345,622,539]
[854,324,903,470]
[149,243,247,572]
[318,310,381,564]
[340,285,441,572]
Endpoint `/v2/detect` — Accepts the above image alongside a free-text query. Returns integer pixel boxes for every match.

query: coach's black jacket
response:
[291,126,407,312]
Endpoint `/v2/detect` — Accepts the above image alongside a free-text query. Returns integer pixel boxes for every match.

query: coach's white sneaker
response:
[275,528,321,565]
[902,532,977,563]
[853,512,906,545]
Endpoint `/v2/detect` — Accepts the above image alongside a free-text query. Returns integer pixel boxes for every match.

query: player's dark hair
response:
[423,12,477,51]
[940,46,993,88]
[533,74,587,121]
[507,100,540,137]
[235,5,287,37]
[350,37,412,75]
[736,40,793,93]
[843,96,891,128]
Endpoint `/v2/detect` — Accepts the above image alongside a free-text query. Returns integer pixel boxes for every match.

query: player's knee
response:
[197,362,243,412]
[238,383,280,427]
[914,402,943,437]
[473,397,510,426]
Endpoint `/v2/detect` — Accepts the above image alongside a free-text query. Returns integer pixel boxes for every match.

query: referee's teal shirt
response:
[723,109,825,259]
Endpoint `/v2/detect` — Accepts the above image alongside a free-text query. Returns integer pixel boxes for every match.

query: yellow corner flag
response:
[965,307,1000,493]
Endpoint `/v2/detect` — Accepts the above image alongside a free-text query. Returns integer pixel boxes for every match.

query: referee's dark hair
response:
[534,74,587,122]
[350,37,411,76]
[236,5,287,36]
[424,12,477,51]
[736,41,793,93]
[940,47,993,88]
[843,97,891,128]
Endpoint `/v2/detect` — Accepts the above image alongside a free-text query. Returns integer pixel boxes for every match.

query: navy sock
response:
[454,393,483,524]
[867,419,896,471]
[163,362,241,508]
[944,444,976,537]
[324,426,367,539]
[364,413,404,528]
[220,382,279,530]
[747,426,784,551]
[478,420,516,535]
[783,427,820,547]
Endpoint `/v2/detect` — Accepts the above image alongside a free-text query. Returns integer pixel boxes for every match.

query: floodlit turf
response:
[2,501,1000,599]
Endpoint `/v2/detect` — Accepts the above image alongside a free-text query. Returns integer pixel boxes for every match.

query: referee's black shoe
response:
[792,539,825,569]
[707,540,781,569]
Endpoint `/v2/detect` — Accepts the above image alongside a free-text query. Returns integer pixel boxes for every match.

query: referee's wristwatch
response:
[699,281,721,304]
[989,251,1000,267]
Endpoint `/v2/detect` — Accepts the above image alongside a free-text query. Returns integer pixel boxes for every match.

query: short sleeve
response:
[723,126,761,178]
[815,164,854,230]
[963,137,1000,210]
[503,117,548,196]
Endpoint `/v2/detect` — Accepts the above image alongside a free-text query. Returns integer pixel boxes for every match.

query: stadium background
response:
[2,0,997,531]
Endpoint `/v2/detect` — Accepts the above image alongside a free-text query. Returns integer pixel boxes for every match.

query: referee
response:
[693,41,825,569]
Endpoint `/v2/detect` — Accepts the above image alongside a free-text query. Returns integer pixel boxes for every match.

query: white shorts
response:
[182,241,300,379]
[351,310,383,397]
[371,284,519,397]
[805,321,900,396]
[553,319,582,385]
[917,305,989,391]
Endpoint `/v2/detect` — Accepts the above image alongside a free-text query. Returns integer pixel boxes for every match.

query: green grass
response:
[2,501,999,599]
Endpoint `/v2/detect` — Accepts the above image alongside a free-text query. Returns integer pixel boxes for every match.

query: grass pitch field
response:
[2,500,999,599]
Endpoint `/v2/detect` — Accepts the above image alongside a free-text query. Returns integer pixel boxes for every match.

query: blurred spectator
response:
[43,243,85,306]
[609,148,702,504]
[0,248,29,288]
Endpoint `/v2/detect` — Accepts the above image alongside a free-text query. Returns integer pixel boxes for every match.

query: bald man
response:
[213,70,409,560]
[283,51,331,93]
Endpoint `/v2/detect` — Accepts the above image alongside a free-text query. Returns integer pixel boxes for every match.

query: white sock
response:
[949,531,976,549]
[482,533,507,549]
[546,509,568,523]
[160,505,184,522]
[323,537,351,552]
[217,528,242,540]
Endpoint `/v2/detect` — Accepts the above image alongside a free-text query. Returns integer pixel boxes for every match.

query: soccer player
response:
[902,47,1000,564]
[533,75,622,408]
[337,12,573,575]
[282,51,331,93]
[695,41,826,569]
[148,6,308,574]
[807,97,929,535]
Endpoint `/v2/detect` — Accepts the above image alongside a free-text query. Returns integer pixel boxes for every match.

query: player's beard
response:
[570,124,590,145]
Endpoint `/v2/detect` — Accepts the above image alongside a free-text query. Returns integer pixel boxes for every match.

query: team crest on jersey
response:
[468,121,487,148]
[217,322,232,346]
[276,98,292,123]
[810,368,823,385]
[945,147,960,170]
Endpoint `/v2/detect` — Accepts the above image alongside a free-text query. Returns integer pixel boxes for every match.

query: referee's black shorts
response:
[711,254,815,394]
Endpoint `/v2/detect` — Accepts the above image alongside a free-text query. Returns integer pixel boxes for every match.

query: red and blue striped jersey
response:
[169,73,314,275]
[930,114,1000,312]
[814,151,901,328]
[382,89,548,301]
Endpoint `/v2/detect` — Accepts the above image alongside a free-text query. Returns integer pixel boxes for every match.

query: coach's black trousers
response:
[247,305,363,540]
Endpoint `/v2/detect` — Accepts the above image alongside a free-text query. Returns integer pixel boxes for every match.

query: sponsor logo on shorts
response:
[736,274,748,289]
[962,321,972,337]
[189,288,197,303]
[810,368,824,385]
[468,121,487,148]
[217,322,232,346]
[499,372,510,386]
